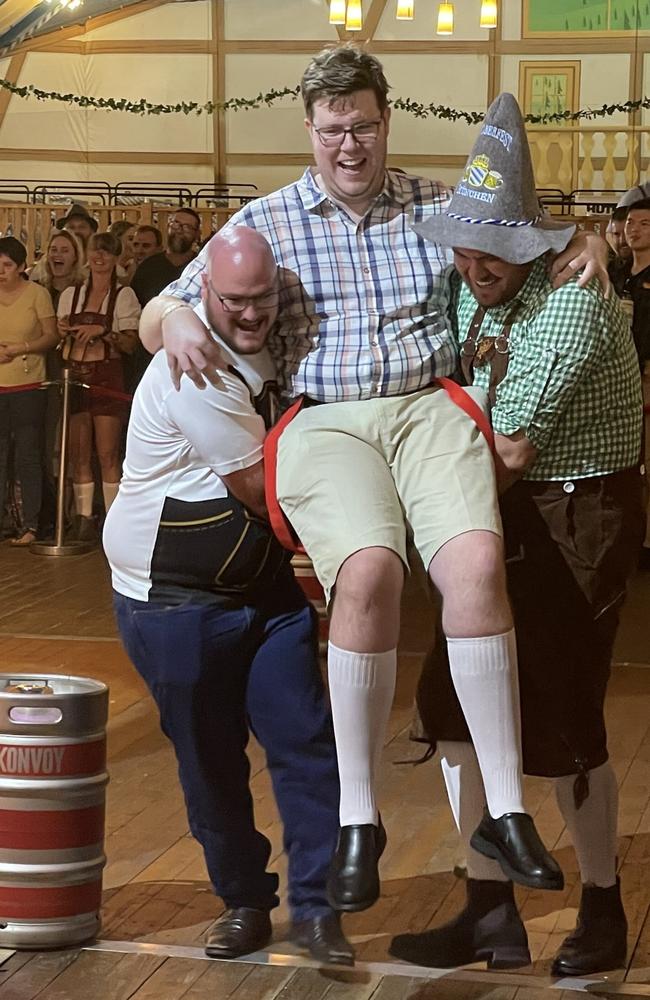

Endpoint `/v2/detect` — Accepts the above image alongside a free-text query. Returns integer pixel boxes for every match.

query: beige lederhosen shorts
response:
[276,385,502,602]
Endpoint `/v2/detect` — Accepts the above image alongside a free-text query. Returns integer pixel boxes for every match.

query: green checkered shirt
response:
[454,260,643,481]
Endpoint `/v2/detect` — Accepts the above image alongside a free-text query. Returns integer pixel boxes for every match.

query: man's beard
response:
[168,233,193,255]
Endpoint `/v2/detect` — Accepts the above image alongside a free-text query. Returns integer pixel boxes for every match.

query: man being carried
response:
[139,46,608,913]
[390,93,643,977]
[103,228,353,966]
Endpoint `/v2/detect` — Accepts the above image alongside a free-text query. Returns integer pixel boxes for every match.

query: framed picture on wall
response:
[523,0,650,36]
[519,62,581,125]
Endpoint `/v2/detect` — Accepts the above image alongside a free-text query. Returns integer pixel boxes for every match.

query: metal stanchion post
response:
[31,368,94,556]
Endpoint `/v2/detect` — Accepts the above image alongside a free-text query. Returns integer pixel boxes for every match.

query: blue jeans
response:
[113,581,339,922]
[0,388,46,534]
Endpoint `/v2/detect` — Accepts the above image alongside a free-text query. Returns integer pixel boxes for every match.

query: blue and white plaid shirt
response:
[165,168,457,402]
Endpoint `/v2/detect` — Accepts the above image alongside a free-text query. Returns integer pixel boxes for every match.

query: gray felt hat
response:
[413,92,575,264]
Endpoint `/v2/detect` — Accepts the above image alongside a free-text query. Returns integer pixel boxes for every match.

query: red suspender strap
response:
[264,382,494,552]
[263,396,306,553]
[435,377,495,454]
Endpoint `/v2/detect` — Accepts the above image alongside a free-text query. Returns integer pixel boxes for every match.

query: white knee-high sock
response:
[446,629,525,819]
[439,740,507,882]
[327,642,396,826]
[73,482,94,518]
[555,761,618,887]
[102,481,120,512]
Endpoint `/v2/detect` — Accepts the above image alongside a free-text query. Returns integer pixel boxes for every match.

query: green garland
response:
[0,75,648,123]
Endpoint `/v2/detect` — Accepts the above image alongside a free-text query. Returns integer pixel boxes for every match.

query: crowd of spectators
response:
[0,203,202,545]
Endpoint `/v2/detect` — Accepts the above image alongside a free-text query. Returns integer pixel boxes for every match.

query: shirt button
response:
[563,481,575,494]
[370,338,378,346]
[363,267,370,274]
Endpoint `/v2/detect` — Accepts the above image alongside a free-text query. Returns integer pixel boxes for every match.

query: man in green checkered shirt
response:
[391,93,644,979]
[453,257,641,484]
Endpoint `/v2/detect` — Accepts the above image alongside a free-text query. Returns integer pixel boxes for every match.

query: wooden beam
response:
[223,38,492,54]
[9,0,167,54]
[39,39,212,54]
[486,0,502,105]
[497,36,643,54]
[0,53,26,133]
[357,0,389,42]
[213,0,226,185]
[0,148,213,164]
[226,152,467,168]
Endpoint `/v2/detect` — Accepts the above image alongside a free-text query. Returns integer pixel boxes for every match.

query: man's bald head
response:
[202,227,279,355]
[206,226,277,286]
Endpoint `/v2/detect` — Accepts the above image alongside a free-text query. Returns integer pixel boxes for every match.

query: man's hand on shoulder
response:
[163,306,228,392]
[141,295,228,391]
[549,230,610,297]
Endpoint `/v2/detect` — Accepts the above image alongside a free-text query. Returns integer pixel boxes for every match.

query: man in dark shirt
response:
[131,207,200,308]
[610,197,650,568]
[128,208,201,387]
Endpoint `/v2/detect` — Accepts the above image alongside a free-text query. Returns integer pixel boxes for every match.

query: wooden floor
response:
[0,545,649,999]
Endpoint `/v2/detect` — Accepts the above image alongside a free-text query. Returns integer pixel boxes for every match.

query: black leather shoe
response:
[470,811,564,891]
[204,907,272,959]
[389,878,531,970]
[292,912,355,966]
[326,818,387,912]
[551,878,627,976]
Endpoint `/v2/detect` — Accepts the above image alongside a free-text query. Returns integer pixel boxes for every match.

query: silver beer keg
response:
[0,674,109,948]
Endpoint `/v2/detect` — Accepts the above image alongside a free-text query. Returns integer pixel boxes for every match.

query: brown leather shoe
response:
[204,907,272,959]
[292,912,355,966]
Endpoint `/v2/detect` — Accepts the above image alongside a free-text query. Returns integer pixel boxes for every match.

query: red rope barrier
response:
[0,382,45,394]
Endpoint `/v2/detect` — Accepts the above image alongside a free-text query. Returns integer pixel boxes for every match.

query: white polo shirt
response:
[103,304,276,601]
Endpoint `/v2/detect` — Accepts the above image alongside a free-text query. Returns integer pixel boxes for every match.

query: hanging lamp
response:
[329,0,347,25]
[396,0,415,18]
[436,2,454,34]
[345,0,363,30]
[479,0,498,29]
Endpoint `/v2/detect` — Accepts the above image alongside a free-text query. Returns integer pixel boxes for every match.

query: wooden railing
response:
[0,203,241,264]
[527,125,648,195]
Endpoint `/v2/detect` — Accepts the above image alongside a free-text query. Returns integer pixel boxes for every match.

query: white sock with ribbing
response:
[327,642,396,826]
[446,629,525,819]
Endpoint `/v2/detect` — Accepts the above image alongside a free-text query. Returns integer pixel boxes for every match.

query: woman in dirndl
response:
[57,231,141,540]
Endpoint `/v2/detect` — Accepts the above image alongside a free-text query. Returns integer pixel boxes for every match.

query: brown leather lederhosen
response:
[66,281,129,419]
[415,305,645,794]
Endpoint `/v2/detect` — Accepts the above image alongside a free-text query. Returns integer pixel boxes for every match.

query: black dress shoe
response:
[292,912,355,966]
[204,907,272,959]
[551,878,627,976]
[326,818,387,912]
[470,811,564,891]
[389,878,531,970]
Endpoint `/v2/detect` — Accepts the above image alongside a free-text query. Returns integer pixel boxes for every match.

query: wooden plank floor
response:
[0,545,648,999]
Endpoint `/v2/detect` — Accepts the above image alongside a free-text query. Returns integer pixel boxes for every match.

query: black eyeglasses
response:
[312,119,383,147]
[209,280,279,314]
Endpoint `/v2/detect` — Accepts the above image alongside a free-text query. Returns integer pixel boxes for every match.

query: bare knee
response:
[330,547,404,652]
[430,531,512,637]
[335,547,404,612]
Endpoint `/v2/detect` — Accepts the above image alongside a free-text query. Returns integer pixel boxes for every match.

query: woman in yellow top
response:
[0,237,58,546]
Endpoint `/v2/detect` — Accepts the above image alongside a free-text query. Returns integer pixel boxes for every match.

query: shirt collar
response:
[295,166,402,214]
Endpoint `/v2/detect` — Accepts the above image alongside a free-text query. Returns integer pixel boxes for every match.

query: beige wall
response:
[0,0,647,195]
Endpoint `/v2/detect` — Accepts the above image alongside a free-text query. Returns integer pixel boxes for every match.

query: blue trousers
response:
[113,581,340,922]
